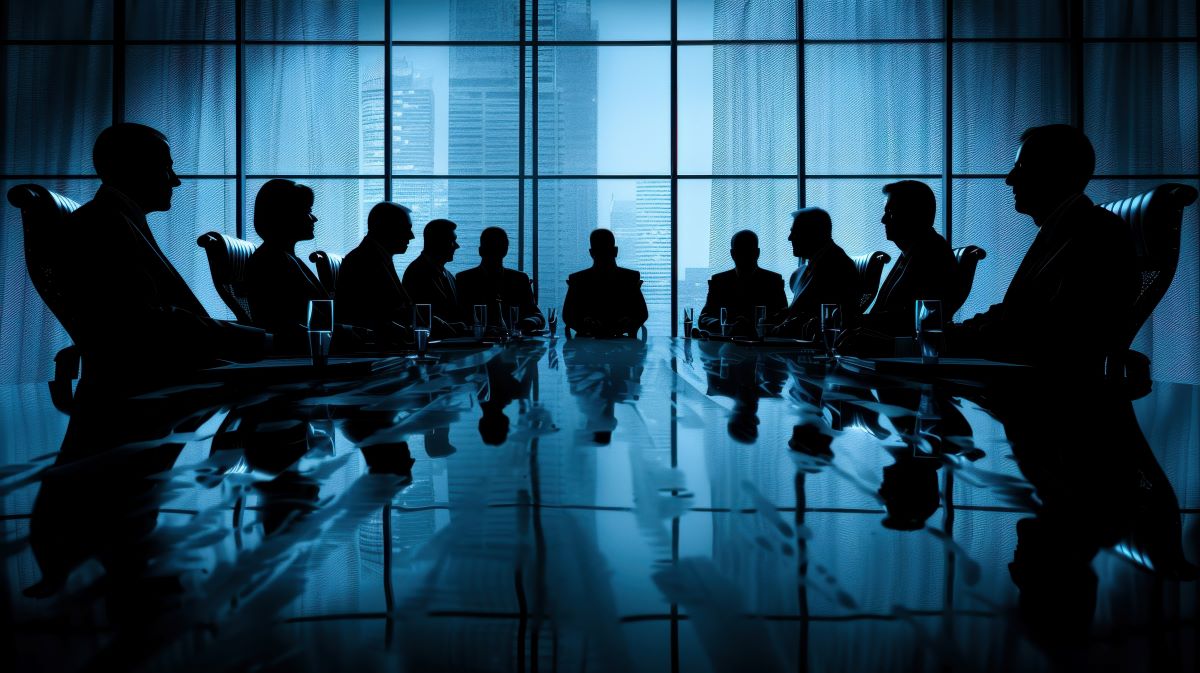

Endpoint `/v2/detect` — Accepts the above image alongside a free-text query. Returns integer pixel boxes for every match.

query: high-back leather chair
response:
[948,245,987,317]
[850,251,891,314]
[309,250,343,298]
[7,184,84,411]
[1099,183,1198,346]
[197,231,257,323]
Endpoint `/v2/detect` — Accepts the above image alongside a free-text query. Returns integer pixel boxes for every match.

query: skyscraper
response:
[610,182,670,335]
[360,57,436,228]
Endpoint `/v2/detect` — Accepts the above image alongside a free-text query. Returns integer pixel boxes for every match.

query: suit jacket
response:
[698,267,788,335]
[561,265,649,337]
[958,194,1136,370]
[455,266,545,331]
[861,228,957,335]
[245,242,330,339]
[62,186,267,387]
[778,241,859,335]
[336,236,413,334]
[402,252,460,331]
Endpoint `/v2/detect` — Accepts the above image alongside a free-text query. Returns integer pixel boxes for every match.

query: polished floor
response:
[2,338,1198,672]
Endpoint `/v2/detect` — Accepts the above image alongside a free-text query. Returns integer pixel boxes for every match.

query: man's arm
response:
[628,272,649,332]
[698,278,722,332]
[514,273,545,330]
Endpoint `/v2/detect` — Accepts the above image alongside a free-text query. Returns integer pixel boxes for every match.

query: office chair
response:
[197,231,257,323]
[851,251,892,314]
[309,250,343,298]
[1099,183,1198,398]
[949,245,987,318]
[7,184,84,412]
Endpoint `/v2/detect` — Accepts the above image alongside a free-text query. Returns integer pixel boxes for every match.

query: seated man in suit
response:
[62,123,268,390]
[774,207,859,338]
[337,201,416,345]
[245,179,332,351]
[402,218,466,336]
[698,230,788,336]
[951,124,1136,372]
[456,227,545,335]
[840,181,957,353]
[562,229,649,338]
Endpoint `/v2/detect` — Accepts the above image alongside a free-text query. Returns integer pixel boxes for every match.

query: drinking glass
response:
[509,306,521,336]
[720,308,731,337]
[413,304,432,332]
[820,304,842,356]
[755,305,767,338]
[682,308,693,339]
[415,328,430,357]
[307,300,334,367]
[548,308,558,337]
[473,304,487,338]
[914,299,944,362]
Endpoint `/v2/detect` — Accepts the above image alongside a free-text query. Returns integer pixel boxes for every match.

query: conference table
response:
[3,337,1197,672]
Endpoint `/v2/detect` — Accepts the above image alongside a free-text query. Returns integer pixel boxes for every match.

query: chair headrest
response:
[7,184,83,218]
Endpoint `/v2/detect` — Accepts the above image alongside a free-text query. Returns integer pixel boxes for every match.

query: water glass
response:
[307,299,334,367]
[720,307,731,337]
[548,308,558,337]
[682,308,693,339]
[415,328,430,357]
[509,306,521,336]
[820,304,842,356]
[914,299,944,362]
[755,305,767,338]
[473,304,487,338]
[413,304,432,333]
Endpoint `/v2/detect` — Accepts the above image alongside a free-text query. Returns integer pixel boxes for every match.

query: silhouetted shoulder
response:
[616,266,641,282]
[760,269,785,285]
[454,266,482,284]
[710,269,738,283]
[567,268,592,285]
[505,268,532,284]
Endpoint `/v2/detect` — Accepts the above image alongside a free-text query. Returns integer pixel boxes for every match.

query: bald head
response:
[367,202,414,254]
[730,230,760,271]
[589,228,618,265]
[92,123,180,212]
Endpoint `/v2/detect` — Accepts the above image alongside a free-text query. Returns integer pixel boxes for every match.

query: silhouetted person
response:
[456,227,545,335]
[698,342,785,443]
[337,201,416,346]
[477,347,535,445]
[859,181,956,335]
[774,208,858,338]
[62,123,268,389]
[403,218,466,336]
[698,230,788,336]
[245,179,329,351]
[986,376,1194,650]
[953,125,1136,371]
[561,229,649,338]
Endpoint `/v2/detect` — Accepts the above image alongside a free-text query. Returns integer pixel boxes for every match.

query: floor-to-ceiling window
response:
[3,0,1197,381]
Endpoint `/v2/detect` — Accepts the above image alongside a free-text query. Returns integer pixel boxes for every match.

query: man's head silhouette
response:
[730,230,760,272]
[589,228,618,265]
[881,180,936,245]
[1006,124,1096,224]
[423,218,460,264]
[367,202,414,254]
[479,227,509,263]
[93,123,180,213]
[789,208,832,259]
[254,179,317,244]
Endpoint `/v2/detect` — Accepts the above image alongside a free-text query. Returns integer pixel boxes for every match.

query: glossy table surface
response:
[3,338,1197,672]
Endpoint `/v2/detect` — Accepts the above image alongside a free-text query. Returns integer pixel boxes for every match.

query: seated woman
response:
[244,179,333,353]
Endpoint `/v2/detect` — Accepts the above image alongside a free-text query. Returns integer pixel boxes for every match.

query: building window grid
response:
[0,0,1195,292]
[2,2,1198,668]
